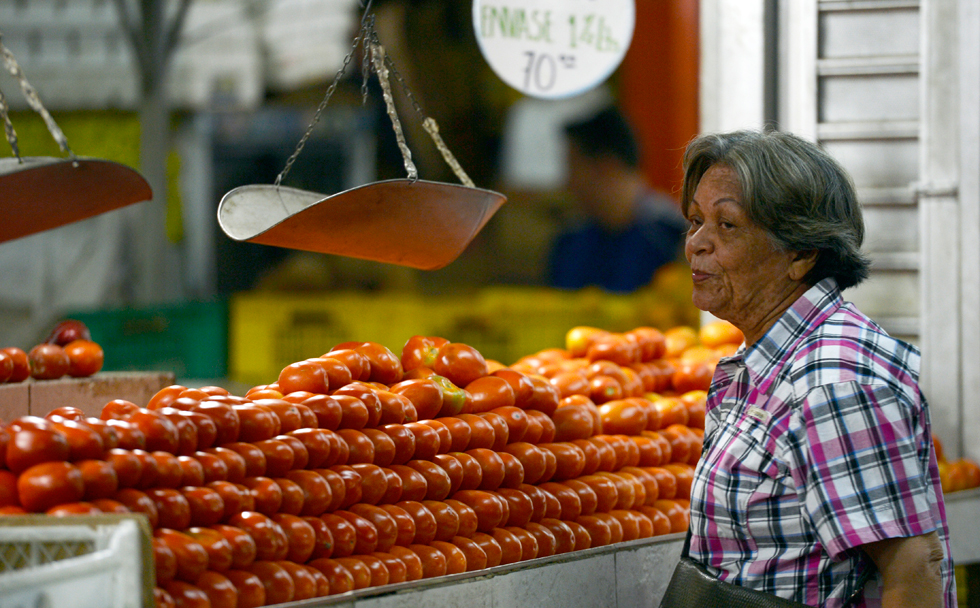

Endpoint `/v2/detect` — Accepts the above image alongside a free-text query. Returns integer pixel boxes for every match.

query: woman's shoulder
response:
[788,302,921,389]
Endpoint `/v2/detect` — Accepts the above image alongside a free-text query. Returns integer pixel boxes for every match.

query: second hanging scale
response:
[216,5,506,271]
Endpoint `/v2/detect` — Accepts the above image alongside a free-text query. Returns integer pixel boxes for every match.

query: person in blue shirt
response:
[548,106,688,292]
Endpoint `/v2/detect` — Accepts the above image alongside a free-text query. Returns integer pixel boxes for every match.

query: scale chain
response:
[0,33,75,163]
[0,85,20,160]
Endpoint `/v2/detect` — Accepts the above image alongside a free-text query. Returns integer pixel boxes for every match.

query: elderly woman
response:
[676,130,955,607]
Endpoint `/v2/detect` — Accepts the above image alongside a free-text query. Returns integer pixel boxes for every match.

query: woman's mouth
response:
[691,269,712,283]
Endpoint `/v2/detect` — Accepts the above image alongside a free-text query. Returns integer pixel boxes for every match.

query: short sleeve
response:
[796,381,938,560]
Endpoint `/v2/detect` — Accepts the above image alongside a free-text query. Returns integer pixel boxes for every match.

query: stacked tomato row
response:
[0,320,104,382]
[0,322,741,608]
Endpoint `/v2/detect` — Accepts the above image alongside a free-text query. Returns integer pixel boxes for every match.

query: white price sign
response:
[473,0,635,99]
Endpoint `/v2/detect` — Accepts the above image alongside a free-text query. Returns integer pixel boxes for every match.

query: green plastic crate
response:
[68,300,228,380]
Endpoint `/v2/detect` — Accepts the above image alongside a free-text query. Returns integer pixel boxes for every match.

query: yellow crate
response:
[230,292,434,387]
[229,286,700,387]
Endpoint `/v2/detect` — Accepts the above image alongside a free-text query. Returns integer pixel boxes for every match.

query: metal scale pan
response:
[216,9,505,270]
[0,157,152,243]
[0,36,151,243]
[218,179,505,270]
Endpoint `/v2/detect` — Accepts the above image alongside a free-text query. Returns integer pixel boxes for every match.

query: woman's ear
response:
[789,250,818,281]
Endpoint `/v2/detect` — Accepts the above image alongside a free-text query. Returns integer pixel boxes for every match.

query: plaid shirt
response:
[688,278,956,607]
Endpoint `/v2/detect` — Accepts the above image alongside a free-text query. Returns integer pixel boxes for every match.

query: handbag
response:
[658,531,872,608]
[658,555,808,608]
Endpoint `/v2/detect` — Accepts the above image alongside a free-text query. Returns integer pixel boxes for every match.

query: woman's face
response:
[684,163,813,344]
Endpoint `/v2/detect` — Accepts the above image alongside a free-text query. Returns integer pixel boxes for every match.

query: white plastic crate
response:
[0,515,153,608]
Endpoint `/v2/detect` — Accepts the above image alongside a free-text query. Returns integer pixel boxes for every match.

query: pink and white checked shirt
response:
[688,278,956,607]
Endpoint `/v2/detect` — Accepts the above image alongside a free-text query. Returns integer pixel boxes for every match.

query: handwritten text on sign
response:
[473,0,635,99]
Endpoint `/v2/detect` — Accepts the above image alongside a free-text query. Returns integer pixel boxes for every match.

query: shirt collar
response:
[740,278,844,393]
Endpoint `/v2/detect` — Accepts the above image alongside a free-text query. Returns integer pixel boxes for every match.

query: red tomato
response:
[191,401,240,446]
[28,343,69,379]
[328,465,363,509]
[241,476,283,516]
[246,560,295,605]
[278,361,328,395]
[465,376,516,414]
[406,459,452,501]
[1,346,30,382]
[307,356,353,392]
[147,488,191,530]
[181,486,226,527]
[6,426,71,474]
[313,468,347,512]
[154,536,178,585]
[300,394,343,430]
[433,342,487,388]
[408,543,448,579]
[126,409,180,455]
[17,461,84,512]
[358,428,396,467]
[223,570,265,608]
[268,513,315,563]
[331,394,369,431]
[227,511,289,561]
[334,384,384,428]
[377,503,416,547]
[403,422,441,461]
[432,454,466,495]
[523,375,561,417]
[270,434,307,470]
[194,571,238,608]
[209,524,257,569]
[62,339,104,377]
[318,513,357,558]
[524,521,558,557]
[219,443,266,478]
[487,528,521,565]
[526,409,557,443]
[390,378,444,421]
[386,465,427,503]
[354,341,404,385]
[230,404,279,443]
[400,335,448,373]
[349,503,399,552]
[378,424,417,465]
[301,516,335,560]
[156,528,209,583]
[470,531,505,566]
[450,489,506,533]
[466,448,506,491]
[430,540,467,574]
[449,535,488,571]
[496,487,534,528]
[444,498,479,538]
[538,442,587,481]
[394,500,437,545]
[75,458,118,500]
[113,488,159,527]
[287,428,333,469]
[284,469,331,516]
[306,558,355,594]
[334,509,380,555]
[432,417,470,453]
[323,347,371,382]
[518,484,549,523]
[45,501,102,516]
[251,439,293,478]
[501,442,546,485]
[185,527,234,572]
[539,482,583,521]
[162,581,209,608]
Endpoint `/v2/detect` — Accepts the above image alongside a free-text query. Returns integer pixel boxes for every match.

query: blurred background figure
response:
[548,106,688,292]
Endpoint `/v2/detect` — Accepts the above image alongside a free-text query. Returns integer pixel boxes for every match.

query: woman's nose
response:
[685,225,710,258]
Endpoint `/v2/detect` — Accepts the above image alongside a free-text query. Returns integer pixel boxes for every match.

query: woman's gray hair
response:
[681,129,870,290]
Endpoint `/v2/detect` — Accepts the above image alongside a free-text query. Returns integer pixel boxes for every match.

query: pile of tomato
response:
[1,320,104,382]
[0,320,743,608]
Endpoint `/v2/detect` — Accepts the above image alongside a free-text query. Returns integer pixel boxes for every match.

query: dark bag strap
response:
[676,529,874,607]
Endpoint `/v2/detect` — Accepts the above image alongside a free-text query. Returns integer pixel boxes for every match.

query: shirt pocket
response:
[699,410,783,540]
